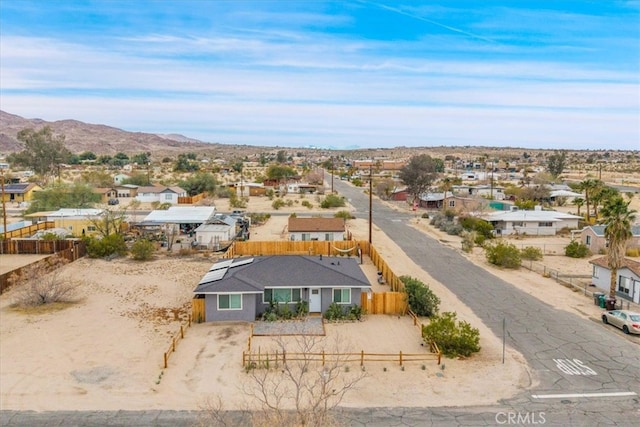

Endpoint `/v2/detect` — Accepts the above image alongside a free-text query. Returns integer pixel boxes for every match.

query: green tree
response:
[8,127,71,182]
[26,183,101,213]
[178,172,218,196]
[600,196,637,298]
[131,152,151,165]
[276,150,288,164]
[79,151,97,161]
[547,151,567,178]
[121,173,151,186]
[266,164,296,182]
[577,179,601,222]
[572,197,585,216]
[399,154,439,203]
[174,154,200,172]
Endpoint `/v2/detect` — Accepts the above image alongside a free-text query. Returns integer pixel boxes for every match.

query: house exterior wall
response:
[581,230,640,255]
[52,218,99,237]
[591,266,640,304]
[204,293,257,322]
[290,231,345,241]
[196,228,233,244]
[494,219,579,236]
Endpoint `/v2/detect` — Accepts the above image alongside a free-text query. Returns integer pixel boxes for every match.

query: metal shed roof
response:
[143,206,216,223]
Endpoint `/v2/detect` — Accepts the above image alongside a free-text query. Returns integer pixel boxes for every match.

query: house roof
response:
[194,255,371,294]
[143,206,216,224]
[194,223,232,233]
[549,190,583,198]
[417,192,454,202]
[46,208,104,218]
[589,256,640,277]
[288,217,346,233]
[586,225,640,237]
[137,185,185,194]
[482,210,582,222]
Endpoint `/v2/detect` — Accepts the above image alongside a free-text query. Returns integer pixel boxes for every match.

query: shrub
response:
[301,200,313,209]
[421,213,429,219]
[459,216,494,241]
[460,231,476,253]
[272,199,285,210]
[86,234,128,258]
[520,246,543,261]
[8,256,80,307]
[334,210,355,220]
[484,240,521,268]
[323,302,345,321]
[351,178,363,187]
[320,194,346,208]
[627,248,640,257]
[443,209,456,221]
[400,276,440,317]
[422,312,481,358]
[444,223,463,236]
[565,240,590,258]
[130,239,155,261]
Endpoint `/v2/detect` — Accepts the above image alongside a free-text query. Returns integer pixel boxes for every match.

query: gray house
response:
[589,256,640,304]
[193,255,371,322]
[578,225,640,255]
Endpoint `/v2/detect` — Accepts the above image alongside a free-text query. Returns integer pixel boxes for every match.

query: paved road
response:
[2,182,639,426]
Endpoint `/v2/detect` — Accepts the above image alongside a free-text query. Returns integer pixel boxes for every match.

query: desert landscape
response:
[2,191,633,412]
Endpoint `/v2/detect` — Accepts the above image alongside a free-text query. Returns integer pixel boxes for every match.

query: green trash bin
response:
[598,294,606,309]
[593,292,605,306]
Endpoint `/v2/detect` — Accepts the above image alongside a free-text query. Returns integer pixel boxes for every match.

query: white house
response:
[135,185,187,204]
[113,173,130,185]
[193,223,234,250]
[480,207,582,236]
[142,206,217,234]
[288,217,346,241]
[589,257,640,304]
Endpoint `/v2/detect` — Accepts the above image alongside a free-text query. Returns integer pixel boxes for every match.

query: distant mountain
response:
[0,110,215,156]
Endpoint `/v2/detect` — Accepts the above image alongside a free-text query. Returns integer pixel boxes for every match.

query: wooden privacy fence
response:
[192,297,205,323]
[162,314,193,369]
[361,292,407,315]
[1,221,55,239]
[178,192,206,204]
[243,348,440,369]
[0,241,87,294]
[0,237,81,255]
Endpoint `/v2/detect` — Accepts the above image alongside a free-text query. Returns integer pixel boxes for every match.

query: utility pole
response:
[1,165,7,241]
[331,156,334,194]
[368,162,372,244]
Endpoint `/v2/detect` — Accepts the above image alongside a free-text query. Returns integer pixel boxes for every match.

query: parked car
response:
[108,198,119,205]
[601,310,640,335]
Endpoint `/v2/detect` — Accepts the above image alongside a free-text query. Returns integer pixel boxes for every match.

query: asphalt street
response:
[2,181,639,426]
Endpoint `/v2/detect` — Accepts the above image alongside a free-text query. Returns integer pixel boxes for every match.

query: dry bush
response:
[8,256,81,307]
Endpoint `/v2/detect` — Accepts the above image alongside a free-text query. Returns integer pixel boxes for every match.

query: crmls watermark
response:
[495,411,546,425]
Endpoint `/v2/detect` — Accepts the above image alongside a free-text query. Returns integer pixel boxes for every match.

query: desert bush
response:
[249,213,270,225]
[320,194,346,208]
[520,246,543,261]
[421,213,429,219]
[400,276,440,317]
[484,240,521,268]
[627,247,640,257]
[459,216,494,242]
[444,223,463,236]
[8,256,80,307]
[351,178,363,187]
[272,199,285,210]
[565,240,590,258]
[460,231,476,253]
[422,312,481,358]
[334,210,355,220]
[130,239,155,261]
[301,200,313,209]
[86,234,128,258]
[323,302,345,321]
[443,209,456,221]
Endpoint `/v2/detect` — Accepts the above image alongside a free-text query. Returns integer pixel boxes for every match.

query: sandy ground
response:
[0,191,636,412]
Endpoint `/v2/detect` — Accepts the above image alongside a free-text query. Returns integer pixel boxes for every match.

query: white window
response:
[592,265,599,278]
[333,288,351,304]
[586,235,591,245]
[302,233,310,241]
[164,194,172,200]
[512,221,523,227]
[264,288,301,304]
[448,200,455,207]
[325,233,331,241]
[218,294,242,310]
[538,222,553,227]
[618,276,630,295]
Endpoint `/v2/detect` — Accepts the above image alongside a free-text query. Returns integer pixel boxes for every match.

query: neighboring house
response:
[416,192,455,210]
[589,256,640,304]
[115,184,139,199]
[135,185,187,204]
[578,225,640,254]
[142,206,217,234]
[480,208,582,236]
[0,183,42,203]
[93,187,118,203]
[113,173,130,185]
[288,217,346,241]
[43,208,105,237]
[193,255,371,322]
[193,214,239,249]
[286,183,318,194]
[232,182,265,197]
[389,187,409,202]
[452,185,505,200]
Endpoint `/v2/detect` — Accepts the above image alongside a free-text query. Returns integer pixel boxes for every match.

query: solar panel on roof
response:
[199,268,228,284]
[209,259,233,271]
[231,257,254,267]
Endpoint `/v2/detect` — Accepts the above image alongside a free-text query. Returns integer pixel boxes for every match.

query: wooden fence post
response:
[399,351,403,366]
[172,337,176,352]
[164,352,168,369]
[180,325,184,339]
[360,350,364,366]
[283,350,286,365]
[322,350,325,366]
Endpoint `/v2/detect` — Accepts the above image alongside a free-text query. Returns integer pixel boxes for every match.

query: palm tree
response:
[578,179,600,223]
[440,177,453,210]
[572,197,585,216]
[600,196,637,299]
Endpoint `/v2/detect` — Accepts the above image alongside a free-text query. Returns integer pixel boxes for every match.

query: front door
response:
[309,288,321,313]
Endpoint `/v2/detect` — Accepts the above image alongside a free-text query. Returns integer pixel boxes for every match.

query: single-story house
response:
[480,207,582,236]
[113,173,130,185]
[577,225,640,255]
[0,183,42,203]
[193,255,371,322]
[115,184,139,198]
[142,206,217,234]
[43,208,106,237]
[93,187,118,203]
[389,187,409,202]
[231,182,265,197]
[589,257,640,304]
[288,217,346,241]
[193,214,239,248]
[452,185,505,200]
[417,192,455,210]
[286,182,318,194]
[135,185,187,204]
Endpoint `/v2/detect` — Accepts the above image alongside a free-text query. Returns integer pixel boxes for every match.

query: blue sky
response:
[1,1,638,150]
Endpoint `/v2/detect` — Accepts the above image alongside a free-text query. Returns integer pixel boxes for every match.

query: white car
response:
[602,310,640,335]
